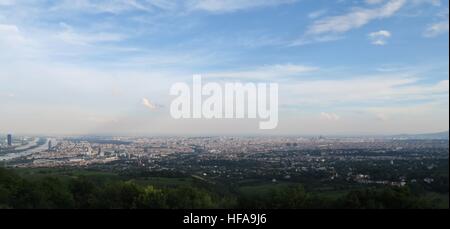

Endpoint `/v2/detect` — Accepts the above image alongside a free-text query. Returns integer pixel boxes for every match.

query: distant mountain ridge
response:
[393,131,449,140]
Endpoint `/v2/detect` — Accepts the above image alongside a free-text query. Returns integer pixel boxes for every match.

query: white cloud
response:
[283,75,449,106]
[58,30,124,45]
[187,0,297,13]
[50,0,297,14]
[291,34,344,46]
[0,24,38,60]
[307,0,406,35]
[306,0,405,35]
[205,64,319,81]
[293,0,405,45]
[367,101,448,123]
[368,30,392,45]
[0,24,26,46]
[0,92,15,98]
[375,112,389,121]
[411,0,442,6]
[57,23,125,45]
[0,0,15,6]
[366,0,385,5]
[142,98,160,110]
[320,112,340,121]
[308,9,328,19]
[51,0,157,14]
[424,10,449,37]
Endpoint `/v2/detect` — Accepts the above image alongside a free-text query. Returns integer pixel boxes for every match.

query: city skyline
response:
[0,0,449,135]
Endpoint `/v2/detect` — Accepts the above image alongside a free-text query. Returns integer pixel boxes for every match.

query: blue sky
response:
[0,0,448,135]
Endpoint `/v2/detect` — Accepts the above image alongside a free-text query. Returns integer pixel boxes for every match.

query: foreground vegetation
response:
[0,168,447,209]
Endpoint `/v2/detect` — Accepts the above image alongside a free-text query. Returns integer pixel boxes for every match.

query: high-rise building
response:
[48,140,52,151]
[7,134,12,146]
[98,147,104,157]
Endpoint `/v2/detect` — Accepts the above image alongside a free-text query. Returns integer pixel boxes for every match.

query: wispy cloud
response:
[320,112,340,121]
[57,22,125,46]
[306,0,405,35]
[50,0,163,14]
[294,0,405,45]
[142,98,163,110]
[0,24,26,46]
[308,9,328,19]
[204,64,319,81]
[283,75,449,107]
[365,0,386,5]
[49,0,297,14]
[186,0,298,13]
[424,10,449,37]
[0,0,14,6]
[368,30,392,45]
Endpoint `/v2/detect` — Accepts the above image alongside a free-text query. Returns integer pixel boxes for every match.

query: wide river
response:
[0,138,57,161]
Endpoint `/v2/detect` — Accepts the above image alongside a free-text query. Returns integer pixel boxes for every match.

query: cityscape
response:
[1,132,448,209]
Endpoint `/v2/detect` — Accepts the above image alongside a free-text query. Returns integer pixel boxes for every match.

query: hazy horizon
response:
[2,129,449,138]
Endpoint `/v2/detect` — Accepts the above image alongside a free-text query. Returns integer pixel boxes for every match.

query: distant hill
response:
[392,131,449,140]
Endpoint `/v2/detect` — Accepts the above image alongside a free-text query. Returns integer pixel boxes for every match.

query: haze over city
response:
[0,0,449,136]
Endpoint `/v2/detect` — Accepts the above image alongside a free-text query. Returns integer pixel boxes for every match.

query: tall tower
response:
[7,134,12,146]
[48,140,52,151]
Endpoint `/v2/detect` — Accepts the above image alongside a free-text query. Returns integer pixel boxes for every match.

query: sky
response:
[0,0,449,136]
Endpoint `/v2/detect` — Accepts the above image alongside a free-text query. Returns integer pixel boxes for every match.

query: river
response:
[0,138,57,161]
